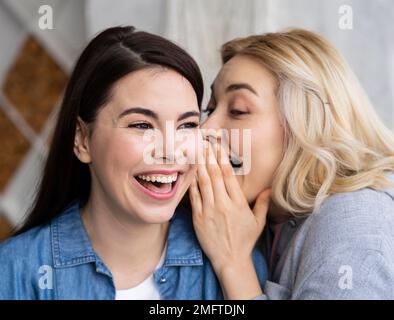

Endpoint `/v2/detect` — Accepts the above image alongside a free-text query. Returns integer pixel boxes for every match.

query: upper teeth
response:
[137,174,178,183]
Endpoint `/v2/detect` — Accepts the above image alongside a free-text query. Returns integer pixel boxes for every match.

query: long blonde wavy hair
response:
[221,29,394,215]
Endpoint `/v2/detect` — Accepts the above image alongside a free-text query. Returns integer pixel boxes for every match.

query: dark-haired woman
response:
[0,27,268,300]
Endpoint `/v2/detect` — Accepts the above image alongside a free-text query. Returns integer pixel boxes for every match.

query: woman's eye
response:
[230,109,248,116]
[127,122,153,130]
[178,122,199,129]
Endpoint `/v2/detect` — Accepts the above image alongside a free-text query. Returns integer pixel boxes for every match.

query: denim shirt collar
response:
[51,201,203,273]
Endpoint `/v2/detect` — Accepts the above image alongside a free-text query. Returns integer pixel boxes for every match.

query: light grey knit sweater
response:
[257,173,394,299]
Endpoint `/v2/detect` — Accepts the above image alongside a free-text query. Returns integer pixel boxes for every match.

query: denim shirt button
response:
[159,276,167,284]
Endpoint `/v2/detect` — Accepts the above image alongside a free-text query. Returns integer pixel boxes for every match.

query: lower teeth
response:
[137,178,174,194]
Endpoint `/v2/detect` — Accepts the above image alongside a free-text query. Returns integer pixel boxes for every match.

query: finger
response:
[215,137,244,201]
[206,140,229,202]
[189,175,202,215]
[252,189,272,227]
[196,141,214,205]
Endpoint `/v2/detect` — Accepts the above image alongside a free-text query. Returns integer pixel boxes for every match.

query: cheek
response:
[182,167,196,185]
[254,122,283,166]
[237,116,283,162]
[243,117,284,196]
[90,131,148,171]
[176,132,204,165]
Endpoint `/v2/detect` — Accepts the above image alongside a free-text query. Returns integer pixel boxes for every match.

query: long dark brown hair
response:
[15,26,203,235]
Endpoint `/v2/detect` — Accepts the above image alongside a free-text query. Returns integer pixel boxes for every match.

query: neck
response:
[81,195,169,289]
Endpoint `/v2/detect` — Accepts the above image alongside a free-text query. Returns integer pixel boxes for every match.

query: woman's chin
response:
[138,210,175,224]
[131,201,178,224]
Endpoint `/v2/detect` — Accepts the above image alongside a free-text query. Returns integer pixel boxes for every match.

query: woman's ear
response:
[74,117,92,164]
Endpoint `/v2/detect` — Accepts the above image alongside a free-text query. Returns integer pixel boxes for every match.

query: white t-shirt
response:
[115,244,166,300]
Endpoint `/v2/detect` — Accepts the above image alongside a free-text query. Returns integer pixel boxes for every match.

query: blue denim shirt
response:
[0,202,268,300]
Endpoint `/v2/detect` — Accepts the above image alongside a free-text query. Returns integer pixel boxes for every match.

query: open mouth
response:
[230,157,243,169]
[135,173,177,194]
[204,136,243,170]
[132,171,182,200]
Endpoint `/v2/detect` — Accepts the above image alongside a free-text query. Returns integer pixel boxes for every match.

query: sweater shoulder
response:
[302,181,394,256]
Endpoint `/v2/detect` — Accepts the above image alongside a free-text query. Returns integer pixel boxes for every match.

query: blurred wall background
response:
[0,0,393,241]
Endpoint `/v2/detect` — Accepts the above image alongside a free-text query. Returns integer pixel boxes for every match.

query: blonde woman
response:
[189,29,394,299]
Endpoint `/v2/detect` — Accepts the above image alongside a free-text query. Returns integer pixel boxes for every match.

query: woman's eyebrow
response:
[210,82,259,96]
[178,111,200,121]
[118,107,158,120]
[225,83,258,96]
[117,107,200,121]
